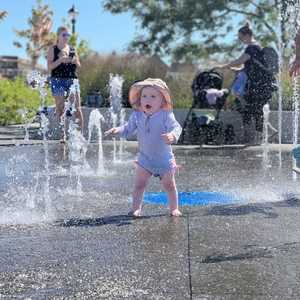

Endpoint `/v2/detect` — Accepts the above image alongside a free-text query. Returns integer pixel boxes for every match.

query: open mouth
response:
[145,104,152,110]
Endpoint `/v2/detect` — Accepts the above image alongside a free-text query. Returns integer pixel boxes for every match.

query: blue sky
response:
[0,0,136,66]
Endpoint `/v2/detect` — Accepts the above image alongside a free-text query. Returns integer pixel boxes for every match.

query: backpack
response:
[246,46,279,100]
[253,47,279,76]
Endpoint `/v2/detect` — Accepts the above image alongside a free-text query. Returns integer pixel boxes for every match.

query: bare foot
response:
[128,209,142,217]
[170,209,182,217]
[60,135,66,143]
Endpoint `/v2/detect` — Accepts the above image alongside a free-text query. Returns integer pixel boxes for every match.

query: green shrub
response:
[270,69,295,111]
[0,77,53,125]
[78,53,193,108]
[78,54,297,111]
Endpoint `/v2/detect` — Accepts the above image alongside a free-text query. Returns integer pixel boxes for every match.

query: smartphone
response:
[69,48,75,58]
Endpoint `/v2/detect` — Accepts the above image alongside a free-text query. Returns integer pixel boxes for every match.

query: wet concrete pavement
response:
[0,205,190,299]
[1,200,300,299]
[189,201,300,299]
[1,143,300,299]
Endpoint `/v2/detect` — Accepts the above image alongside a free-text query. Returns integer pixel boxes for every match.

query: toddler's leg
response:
[161,171,182,217]
[131,165,151,216]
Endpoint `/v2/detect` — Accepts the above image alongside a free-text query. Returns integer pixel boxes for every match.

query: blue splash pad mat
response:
[144,191,240,206]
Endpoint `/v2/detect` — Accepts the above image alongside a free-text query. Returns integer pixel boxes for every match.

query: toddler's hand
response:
[161,133,175,144]
[104,127,120,136]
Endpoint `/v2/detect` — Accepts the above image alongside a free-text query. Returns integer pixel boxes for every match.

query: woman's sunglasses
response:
[62,33,71,38]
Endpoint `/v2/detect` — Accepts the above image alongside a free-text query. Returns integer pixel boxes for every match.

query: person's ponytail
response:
[238,21,253,37]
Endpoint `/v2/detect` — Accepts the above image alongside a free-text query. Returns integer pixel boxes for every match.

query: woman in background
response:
[47,26,83,141]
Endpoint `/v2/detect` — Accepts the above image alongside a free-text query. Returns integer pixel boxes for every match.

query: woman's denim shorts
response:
[50,78,76,97]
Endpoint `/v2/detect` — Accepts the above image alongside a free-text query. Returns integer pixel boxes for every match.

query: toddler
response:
[105,78,182,217]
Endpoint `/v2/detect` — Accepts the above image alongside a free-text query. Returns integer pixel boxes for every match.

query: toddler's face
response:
[140,86,164,114]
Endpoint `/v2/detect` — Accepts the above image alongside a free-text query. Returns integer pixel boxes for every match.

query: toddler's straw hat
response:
[128,78,172,110]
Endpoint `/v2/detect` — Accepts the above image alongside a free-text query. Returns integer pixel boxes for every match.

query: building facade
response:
[0,56,46,79]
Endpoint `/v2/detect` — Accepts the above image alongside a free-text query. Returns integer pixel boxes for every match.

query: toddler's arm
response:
[104,127,121,136]
[105,112,138,139]
[163,111,182,144]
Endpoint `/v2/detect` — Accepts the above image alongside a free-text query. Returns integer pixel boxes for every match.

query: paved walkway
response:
[0,124,42,146]
[0,124,295,153]
[1,199,300,299]
[0,125,299,299]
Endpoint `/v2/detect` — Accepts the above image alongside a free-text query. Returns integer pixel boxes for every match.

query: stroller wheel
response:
[197,126,208,145]
[214,130,225,145]
[206,121,224,145]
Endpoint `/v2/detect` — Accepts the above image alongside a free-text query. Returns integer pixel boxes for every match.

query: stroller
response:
[179,69,231,145]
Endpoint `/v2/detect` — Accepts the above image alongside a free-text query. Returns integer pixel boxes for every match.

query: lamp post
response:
[68,5,79,34]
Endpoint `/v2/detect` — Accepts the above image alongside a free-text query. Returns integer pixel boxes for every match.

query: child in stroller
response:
[179,69,231,145]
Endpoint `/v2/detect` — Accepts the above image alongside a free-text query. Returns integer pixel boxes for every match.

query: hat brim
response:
[129,78,172,110]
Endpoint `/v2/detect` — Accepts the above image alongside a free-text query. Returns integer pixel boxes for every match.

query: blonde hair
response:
[56,26,69,43]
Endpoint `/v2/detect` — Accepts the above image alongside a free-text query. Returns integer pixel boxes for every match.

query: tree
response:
[0,10,8,21]
[279,0,300,59]
[14,0,55,68]
[102,0,294,62]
